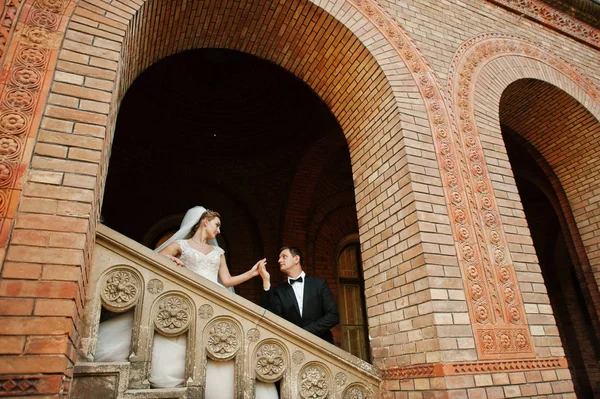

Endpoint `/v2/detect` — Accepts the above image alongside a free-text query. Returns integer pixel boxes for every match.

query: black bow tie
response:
[289,276,303,285]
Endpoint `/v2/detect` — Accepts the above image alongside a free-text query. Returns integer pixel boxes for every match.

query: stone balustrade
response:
[73,225,380,398]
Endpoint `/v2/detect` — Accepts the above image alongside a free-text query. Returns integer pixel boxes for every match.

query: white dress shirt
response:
[288,271,306,316]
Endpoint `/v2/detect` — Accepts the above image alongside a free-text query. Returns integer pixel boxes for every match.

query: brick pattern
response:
[0,0,597,397]
[382,366,575,398]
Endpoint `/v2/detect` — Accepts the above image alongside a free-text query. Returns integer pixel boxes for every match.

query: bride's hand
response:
[168,255,184,267]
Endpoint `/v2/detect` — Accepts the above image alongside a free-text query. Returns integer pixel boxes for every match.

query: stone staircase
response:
[71,225,380,398]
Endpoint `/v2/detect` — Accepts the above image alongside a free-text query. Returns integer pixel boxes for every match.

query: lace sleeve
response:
[213,246,225,256]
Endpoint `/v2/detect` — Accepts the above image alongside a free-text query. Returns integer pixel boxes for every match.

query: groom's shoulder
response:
[305,275,329,286]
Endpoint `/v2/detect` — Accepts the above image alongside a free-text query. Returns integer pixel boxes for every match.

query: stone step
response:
[123,387,188,399]
[71,362,131,399]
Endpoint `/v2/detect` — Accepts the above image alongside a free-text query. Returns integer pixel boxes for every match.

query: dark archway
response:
[503,128,600,397]
[101,49,358,311]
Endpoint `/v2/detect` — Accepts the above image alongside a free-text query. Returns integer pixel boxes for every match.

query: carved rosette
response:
[198,304,214,319]
[153,294,193,336]
[100,268,141,312]
[343,384,371,399]
[247,328,260,342]
[254,341,286,382]
[147,279,163,295]
[292,350,305,365]
[335,372,347,388]
[205,319,240,361]
[299,363,330,399]
[479,328,531,355]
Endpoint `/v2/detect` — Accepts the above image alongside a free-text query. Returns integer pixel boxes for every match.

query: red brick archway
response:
[0,0,442,395]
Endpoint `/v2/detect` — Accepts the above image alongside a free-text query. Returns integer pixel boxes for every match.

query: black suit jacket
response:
[261,276,339,344]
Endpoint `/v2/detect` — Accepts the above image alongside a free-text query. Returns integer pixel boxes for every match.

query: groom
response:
[259,246,339,344]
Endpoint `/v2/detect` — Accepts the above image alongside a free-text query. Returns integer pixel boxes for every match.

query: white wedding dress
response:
[95,239,278,398]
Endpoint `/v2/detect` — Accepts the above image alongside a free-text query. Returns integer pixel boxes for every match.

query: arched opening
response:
[501,79,600,397]
[101,48,357,311]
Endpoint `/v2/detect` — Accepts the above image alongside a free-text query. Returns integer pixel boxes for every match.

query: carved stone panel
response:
[254,340,286,383]
[100,268,141,312]
[343,384,371,399]
[299,363,330,399]
[205,318,240,361]
[153,293,193,336]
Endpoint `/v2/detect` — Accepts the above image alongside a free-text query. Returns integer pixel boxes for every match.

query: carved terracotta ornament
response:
[448,32,600,357]
[0,0,67,256]
[205,319,240,360]
[487,0,600,49]
[348,0,510,358]
[299,364,329,399]
[100,268,141,312]
[0,1,27,60]
[254,341,286,382]
[381,357,568,378]
[153,294,193,336]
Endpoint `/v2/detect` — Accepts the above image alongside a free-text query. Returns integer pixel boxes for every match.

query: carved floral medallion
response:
[255,341,286,382]
[153,294,193,336]
[299,364,329,399]
[206,319,240,360]
[343,384,370,399]
[100,268,141,311]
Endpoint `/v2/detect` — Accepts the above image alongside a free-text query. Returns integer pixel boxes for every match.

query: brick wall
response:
[0,0,598,397]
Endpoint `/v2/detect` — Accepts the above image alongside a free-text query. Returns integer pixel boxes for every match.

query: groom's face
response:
[278,249,298,275]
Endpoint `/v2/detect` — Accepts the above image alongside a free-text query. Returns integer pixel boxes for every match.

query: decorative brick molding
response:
[487,0,600,49]
[447,357,568,374]
[0,0,26,61]
[0,374,64,396]
[351,0,538,359]
[448,33,600,359]
[381,357,568,379]
[381,364,440,380]
[0,0,73,260]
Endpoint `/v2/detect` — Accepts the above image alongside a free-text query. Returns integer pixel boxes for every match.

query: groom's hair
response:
[280,246,302,265]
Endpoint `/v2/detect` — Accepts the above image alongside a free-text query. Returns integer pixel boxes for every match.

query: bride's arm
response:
[218,255,265,287]
[158,242,185,267]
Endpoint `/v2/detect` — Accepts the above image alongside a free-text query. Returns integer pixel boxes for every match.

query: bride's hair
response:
[187,210,221,238]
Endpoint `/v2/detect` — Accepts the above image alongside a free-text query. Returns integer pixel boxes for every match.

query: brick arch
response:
[0,0,462,391]
[449,33,600,360]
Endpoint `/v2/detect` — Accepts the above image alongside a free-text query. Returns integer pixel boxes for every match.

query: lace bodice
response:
[176,240,224,283]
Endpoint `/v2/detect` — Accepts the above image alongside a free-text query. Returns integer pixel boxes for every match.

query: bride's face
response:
[204,217,221,239]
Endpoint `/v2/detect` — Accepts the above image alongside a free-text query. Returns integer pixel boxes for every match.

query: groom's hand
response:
[258,261,271,290]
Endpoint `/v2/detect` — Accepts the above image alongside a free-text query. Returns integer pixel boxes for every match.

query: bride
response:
[95,206,278,398]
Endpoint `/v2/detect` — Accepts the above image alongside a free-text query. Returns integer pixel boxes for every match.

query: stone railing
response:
[73,225,380,398]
